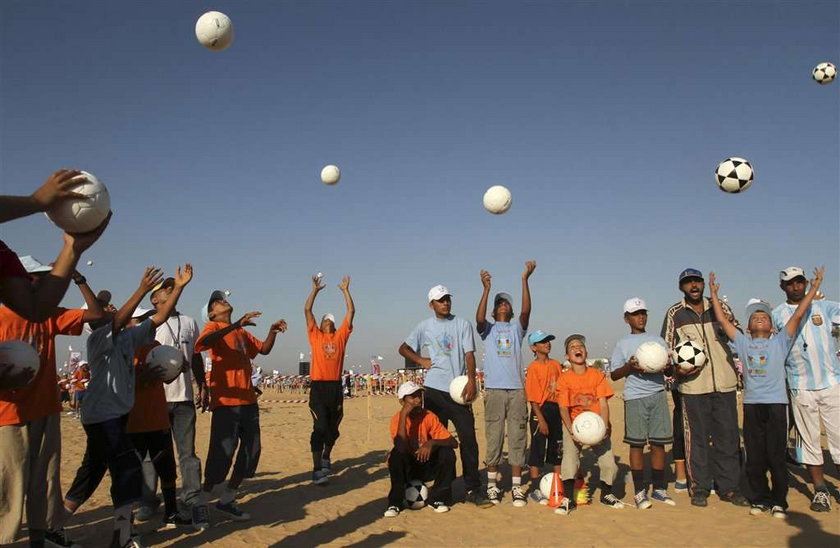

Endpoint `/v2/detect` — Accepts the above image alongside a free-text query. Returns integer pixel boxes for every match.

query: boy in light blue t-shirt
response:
[709,268,823,519]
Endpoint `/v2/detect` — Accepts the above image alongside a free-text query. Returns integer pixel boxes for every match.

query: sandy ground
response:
[13,385,840,547]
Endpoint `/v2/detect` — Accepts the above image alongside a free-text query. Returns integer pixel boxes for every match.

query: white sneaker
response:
[771,505,787,519]
[511,486,527,507]
[429,501,450,513]
[383,506,400,518]
[486,484,502,505]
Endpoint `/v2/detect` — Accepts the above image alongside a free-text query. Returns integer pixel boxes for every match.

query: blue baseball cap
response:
[528,330,555,345]
[678,268,704,284]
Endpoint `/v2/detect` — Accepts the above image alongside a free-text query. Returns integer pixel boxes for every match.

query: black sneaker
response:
[720,491,750,507]
[163,512,193,529]
[810,490,831,512]
[691,492,708,507]
[465,490,494,508]
[44,528,80,548]
[192,504,210,532]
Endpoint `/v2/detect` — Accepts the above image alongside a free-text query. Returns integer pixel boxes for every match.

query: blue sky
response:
[2,1,838,373]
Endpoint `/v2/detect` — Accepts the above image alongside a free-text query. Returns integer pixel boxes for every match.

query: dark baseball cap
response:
[678,268,704,284]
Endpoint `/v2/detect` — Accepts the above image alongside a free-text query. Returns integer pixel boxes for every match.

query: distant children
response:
[384,382,458,517]
[607,298,675,509]
[193,289,287,530]
[475,261,535,506]
[710,269,823,519]
[304,274,355,485]
[557,334,621,515]
[63,265,190,548]
[399,285,492,507]
[523,330,564,507]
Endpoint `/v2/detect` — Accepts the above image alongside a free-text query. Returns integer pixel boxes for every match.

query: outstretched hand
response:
[237,311,261,327]
[708,272,720,296]
[338,276,350,291]
[810,266,824,292]
[522,261,536,279]
[32,169,88,210]
[480,270,492,290]
[65,211,112,253]
[312,275,325,292]
[174,264,193,287]
[139,266,164,293]
[270,319,287,333]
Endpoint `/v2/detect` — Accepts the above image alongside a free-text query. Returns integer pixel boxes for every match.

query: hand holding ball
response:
[449,375,469,405]
[572,411,607,446]
[634,341,669,373]
[0,341,41,390]
[45,171,111,233]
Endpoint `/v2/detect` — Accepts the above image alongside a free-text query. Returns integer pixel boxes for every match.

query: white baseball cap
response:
[131,306,152,319]
[427,284,451,303]
[397,381,424,400]
[779,266,805,282]
[321,313,336,324]
[623,297,647,314]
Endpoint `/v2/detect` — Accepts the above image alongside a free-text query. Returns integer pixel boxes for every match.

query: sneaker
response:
[554,497,576,515]
[771,505,787,519]
[44,528,81,548]
[634,490,652,510]
[465,490,494,508]
[810,490,831,512]
[690,493,708,507]
[749,503,769,516]
[312,469,329,486]
[429,501,450,513]
[600,493,624,509]
[651,489,676,506]
[719,491,749,507]
[383,506,400,518]
[110,533,144,548]
[320,457,332,474]
[134,504,157,522]
[511,486,527,507]
[192,504,210,531]
[163,512,192,529]
[529,489,548,505]
[486,484,502,505]
[674,480,688,493]
[215,501,251,521]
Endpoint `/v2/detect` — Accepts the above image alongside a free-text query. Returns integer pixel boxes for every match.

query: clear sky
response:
[1,1,838,374]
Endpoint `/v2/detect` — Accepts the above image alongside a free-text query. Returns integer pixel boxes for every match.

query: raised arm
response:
[338,276,355,329]
[113,267,163,334]
[150,265,192,328]
[708,272,738,341]
[785,267,824,337]
[304,275,324,330]
[259,319,287,355]
[75,271,106,323]
[0,169,87,223]
[475,270,491,334]
[520,261,536,330]
[197,311,261,349]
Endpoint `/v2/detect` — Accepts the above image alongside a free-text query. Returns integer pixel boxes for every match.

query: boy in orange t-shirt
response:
[557,334,621,515]
[523,330,564,506]
[193,290,286,528]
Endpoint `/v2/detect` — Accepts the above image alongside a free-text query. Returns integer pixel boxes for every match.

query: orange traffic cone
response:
[546,472,565,508]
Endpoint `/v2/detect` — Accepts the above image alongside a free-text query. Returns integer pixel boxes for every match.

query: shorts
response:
[527,401,563,468]
[623,391,673,447]
[205,404,261,487]
[790,384,840,466]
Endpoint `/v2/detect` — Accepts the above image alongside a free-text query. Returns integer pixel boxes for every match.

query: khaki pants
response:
[0,414,63,543]
[560,429,618,485]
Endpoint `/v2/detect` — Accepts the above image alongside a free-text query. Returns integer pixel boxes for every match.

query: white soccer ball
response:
[404,479,428,509]
[321,165,341,185]
[45,171,110,233]
[145,345,184,383]
[482,185,512,214]
[449,375,469,405]
[672,340,707,372]
[539,472,563,498]
[0,341,41,390]
[715,157,754,194]
[195,11,234,51]
[572,411,606,446]
[634,341,669,373]
[812,62,837,85]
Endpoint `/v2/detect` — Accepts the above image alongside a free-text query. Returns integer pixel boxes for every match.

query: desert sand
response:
[12,383,840,547]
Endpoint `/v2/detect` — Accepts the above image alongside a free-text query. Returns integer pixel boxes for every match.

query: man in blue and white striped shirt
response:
[772,266,840,513]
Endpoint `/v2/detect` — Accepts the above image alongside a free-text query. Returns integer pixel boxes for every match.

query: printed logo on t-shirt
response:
[572,392,595,411]
[495,332,512,358]
[322,341,337,359]
[436,332,453,356]
[747,354,768,377]
[812,314,823,326]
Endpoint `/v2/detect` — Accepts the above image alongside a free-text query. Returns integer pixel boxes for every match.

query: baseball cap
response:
[779,266,806,282]
[150,277,175,299]
[678,268,704,283]
[427,284,451,303]
[397,381,424,400]
[494,292,513,306]
[321,313,336,324]
[564,334,586,351]
[623,297,647,314]
[528,330,555,345]
[131,306,152,319]
[745,299,772,321]
[17,255,52,274]
[201,289,227,324]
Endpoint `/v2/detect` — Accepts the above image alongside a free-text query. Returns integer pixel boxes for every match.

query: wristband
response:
[74,276,87,285]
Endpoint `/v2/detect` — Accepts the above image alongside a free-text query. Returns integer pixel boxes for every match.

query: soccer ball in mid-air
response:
[715,157,753,194]
[634,341,669,373]
[195,11,234,51]
[483,185,512,214]
[404,480,428,509]
[45,171,111,233]
[572,411,606,446]
[0,341,41,390]
[812,62,837,85]
[672,340,707,372]
[145,345,184,383]
[321,165,341,185]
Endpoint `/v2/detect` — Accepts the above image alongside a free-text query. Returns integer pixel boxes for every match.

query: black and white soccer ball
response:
[404,480,428,509]
[812,62,837,85]
[715,157,754,194]
[672,340,707,371]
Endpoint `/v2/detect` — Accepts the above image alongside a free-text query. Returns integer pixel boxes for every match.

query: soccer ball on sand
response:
[404,480,428,509]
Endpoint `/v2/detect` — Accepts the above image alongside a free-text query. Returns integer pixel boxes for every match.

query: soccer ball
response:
[321,165,341,185]
[672,339,707,372]
[145,345,184,383]
[539,472,565,506]
[404,480,428,509]
[483,185,512,214]
[634,341,669,373]
[0,341,41,390]
[195,11,234,51]
[45,171,111,233]
[449,375,469,405]
[812,62,837,85]
[715,157,753,194]
[572,411,606,446]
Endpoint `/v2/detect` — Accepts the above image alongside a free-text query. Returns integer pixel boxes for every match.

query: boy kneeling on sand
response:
[384,382,458,517]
